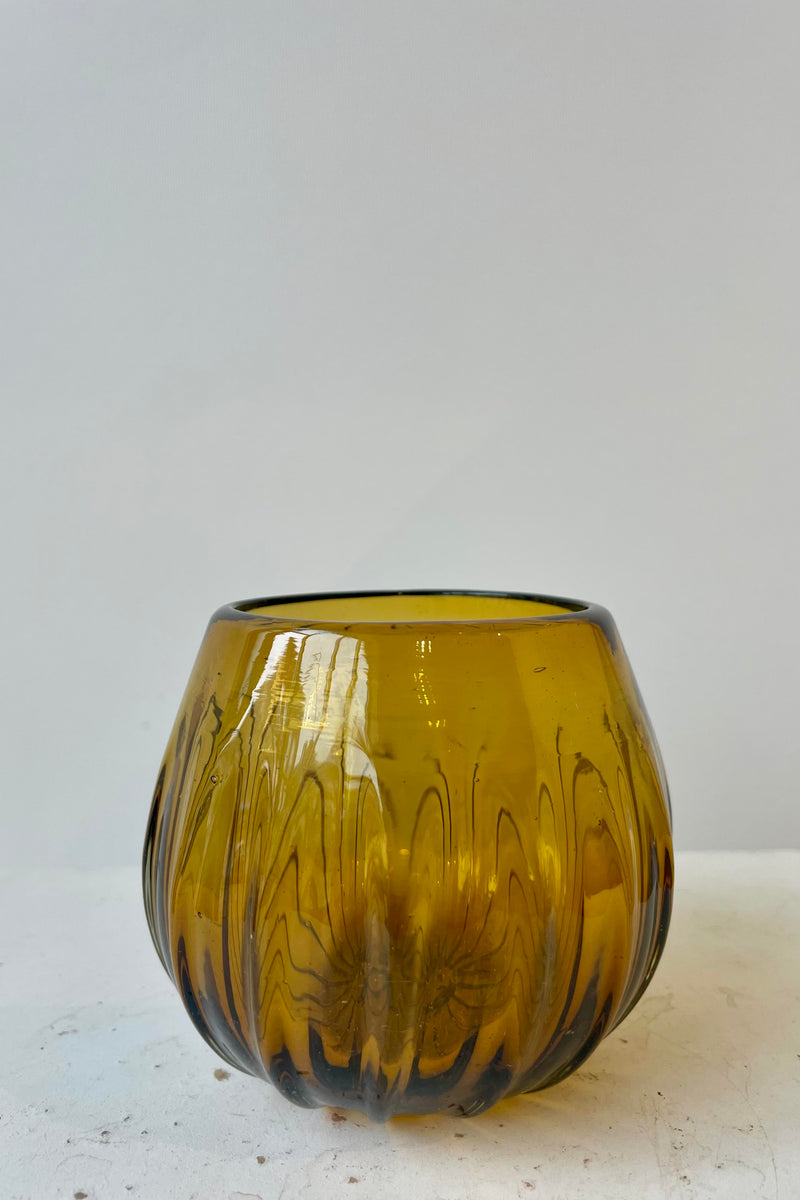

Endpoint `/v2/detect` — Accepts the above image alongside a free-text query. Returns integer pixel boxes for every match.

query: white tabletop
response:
[1,852,797,1200]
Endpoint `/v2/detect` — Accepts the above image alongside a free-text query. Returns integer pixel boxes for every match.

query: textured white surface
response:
[0,852,797,1200]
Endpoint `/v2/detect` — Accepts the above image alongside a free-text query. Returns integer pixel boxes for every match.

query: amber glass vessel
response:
[143,590,672,1119]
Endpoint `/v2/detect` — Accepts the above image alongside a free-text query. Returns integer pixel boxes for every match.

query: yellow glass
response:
[143,591,673,1119]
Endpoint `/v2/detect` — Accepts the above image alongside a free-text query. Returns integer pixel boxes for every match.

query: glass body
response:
[143,591,673,1119]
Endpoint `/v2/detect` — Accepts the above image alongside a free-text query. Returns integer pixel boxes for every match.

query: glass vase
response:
[143,590,673,1119]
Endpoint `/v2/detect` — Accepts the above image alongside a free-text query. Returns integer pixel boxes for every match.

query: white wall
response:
[3,2,798,869]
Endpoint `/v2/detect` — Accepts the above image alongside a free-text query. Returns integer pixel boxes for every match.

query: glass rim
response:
[214,589,614,630]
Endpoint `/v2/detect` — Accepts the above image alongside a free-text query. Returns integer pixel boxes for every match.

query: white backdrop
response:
[3,2,798,869]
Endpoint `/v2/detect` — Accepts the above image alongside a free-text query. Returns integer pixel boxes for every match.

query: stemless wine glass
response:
[143,590,673,1119]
